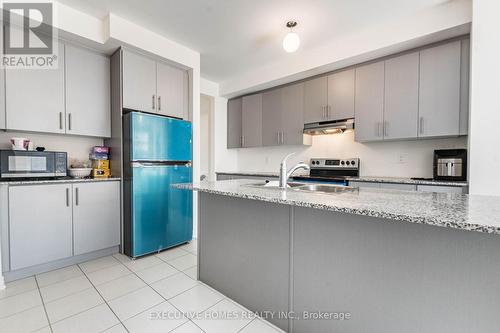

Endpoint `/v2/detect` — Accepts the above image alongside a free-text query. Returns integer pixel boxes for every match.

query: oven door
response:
[0,151,55,178]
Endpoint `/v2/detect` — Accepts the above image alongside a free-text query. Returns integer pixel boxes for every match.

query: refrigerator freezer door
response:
[127,112,192,161]
[130,164,192,257]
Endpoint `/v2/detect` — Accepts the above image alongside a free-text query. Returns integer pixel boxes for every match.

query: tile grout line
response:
[75,264,129,333]
[34,275,54,333]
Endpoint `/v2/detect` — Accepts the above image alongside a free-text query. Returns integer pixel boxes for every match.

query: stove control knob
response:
[341,161,345,165]
[346,161,351,166]
[351,160,356,166]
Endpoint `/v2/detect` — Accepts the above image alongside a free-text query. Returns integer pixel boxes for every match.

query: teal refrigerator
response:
[123,112,192,258]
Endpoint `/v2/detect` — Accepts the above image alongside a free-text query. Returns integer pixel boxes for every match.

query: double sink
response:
[245,181,356,194]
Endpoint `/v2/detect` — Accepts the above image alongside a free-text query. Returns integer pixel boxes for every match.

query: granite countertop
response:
[0,177,121,185]
[216,171,468,187]
[175,179,500,236]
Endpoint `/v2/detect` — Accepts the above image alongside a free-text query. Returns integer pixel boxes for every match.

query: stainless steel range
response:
[293,158,360,185]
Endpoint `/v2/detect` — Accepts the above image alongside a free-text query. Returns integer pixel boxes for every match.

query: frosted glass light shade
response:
[282,32,300,53]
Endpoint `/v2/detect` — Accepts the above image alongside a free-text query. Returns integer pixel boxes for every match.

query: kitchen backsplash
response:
[0,131,104,163]
[233,131,468,178]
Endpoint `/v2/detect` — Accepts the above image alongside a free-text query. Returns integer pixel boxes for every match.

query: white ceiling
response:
[57,0,453,83]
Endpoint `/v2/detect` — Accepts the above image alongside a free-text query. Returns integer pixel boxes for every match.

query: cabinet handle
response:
[327,105,331,119]
[281,131,285,145]
[277,132,280,144]
[65,188,69,207]
[75,187,79,206]
[158,96,161,111]
[377,122,382,137]
[419,117,424,134]
[242,135,245,147]
[152,94,156,110]
[68,113,72,131]
[59,112,63,130]
[384,121,388,137]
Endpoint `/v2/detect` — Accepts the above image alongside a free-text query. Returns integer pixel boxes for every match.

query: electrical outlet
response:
[398,153,408,164]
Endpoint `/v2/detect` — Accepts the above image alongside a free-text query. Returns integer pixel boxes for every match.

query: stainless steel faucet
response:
[279,153,310,188]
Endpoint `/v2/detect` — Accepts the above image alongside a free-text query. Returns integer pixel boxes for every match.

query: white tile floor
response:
[0,240,283,333]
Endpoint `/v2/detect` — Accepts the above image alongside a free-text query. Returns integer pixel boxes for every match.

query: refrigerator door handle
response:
[131,161,192,168]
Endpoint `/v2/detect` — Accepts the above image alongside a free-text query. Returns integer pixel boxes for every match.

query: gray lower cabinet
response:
[354,61,385,142]
[65,44,111,137]
[384,52,419,140]
[227,99,242,148]
[73,181,120,256]
[241,94,262,147]
[5,41,66,134]
[156,61,189,119]
[9,184,73,271]
[122,50,157,113]
[417,185,466,194]
[304,76,328,124]
[7,181,120,272]
[349,181,382,189]
[199,193,290,331]
[418,41,462,137]
[327,69,355,120]
[379,183,417,191]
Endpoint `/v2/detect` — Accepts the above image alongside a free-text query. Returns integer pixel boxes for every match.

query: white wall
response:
[0,132,103,165]
[468,0,500,196]
[200,78,238,175]
[229,133,467,178]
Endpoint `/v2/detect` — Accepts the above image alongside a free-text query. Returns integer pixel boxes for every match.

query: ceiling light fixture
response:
[282,21,300,53]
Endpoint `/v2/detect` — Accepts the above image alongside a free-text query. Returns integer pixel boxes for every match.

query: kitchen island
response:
[176,180,500,333]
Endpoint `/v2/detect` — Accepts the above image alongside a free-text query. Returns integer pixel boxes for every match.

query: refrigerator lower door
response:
[128,164,192,257]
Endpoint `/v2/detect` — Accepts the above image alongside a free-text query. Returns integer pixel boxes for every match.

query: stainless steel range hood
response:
[303,118,354,135]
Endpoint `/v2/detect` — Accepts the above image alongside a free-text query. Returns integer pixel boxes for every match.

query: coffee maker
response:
[433,149,467,181]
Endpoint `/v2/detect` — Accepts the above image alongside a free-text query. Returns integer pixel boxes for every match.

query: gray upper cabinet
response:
[262,83,307,146]
[355,61,385,142]
[5,41,66,134]
[156,62,188,119]
[65,44,111,137]
[418,41,461,137]
[327,69,355,120]
[241,94,262,148]
[262,88,283,146]
[282,83,307,145]
[9,184,73,270]
[122,50,157,113]
[459,39,470,136]
[73,181,120,256]
[384,52,419,140]
[304,76,327,124]
[227,98,242,148]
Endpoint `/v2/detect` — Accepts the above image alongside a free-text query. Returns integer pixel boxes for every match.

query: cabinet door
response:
[349,181,381,189]
[282,83,306,145]
[227,98,242,148]
[379,183,416,191]
[419,41,461,137]
[65,44,111,137]
[5,41,65,134]
[262,88,283,146]
[354,62,385,142]
[73,181,120,255]
[384,52,419,140]
[327,69,355,120]
[156,62,188,119]
[242,94,262,148]
[416,185,465,194]
[303,76,328,124]
[122,50,157,112]
[9,184,72,270]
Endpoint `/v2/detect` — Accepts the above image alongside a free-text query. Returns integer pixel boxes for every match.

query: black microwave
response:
[0,150,67,179]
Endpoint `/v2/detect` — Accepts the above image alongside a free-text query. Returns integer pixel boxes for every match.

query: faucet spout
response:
[278,153,310,188]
